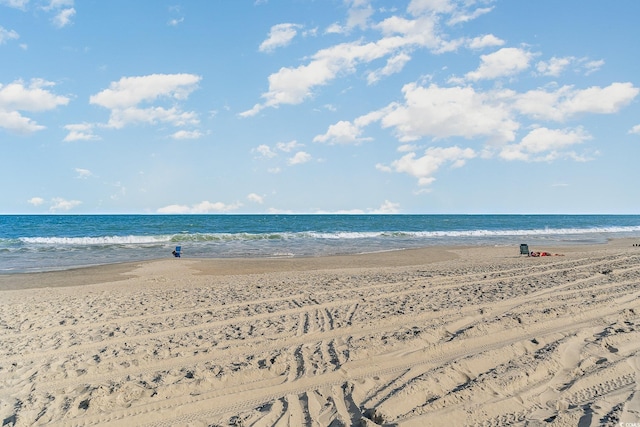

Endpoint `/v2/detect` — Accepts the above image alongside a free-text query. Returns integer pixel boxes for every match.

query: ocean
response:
[1,214,640,274]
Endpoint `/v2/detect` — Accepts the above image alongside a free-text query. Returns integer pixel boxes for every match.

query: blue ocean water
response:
[1,214,640,273]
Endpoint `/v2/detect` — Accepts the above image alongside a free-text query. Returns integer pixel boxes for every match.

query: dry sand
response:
[1,241,640,426]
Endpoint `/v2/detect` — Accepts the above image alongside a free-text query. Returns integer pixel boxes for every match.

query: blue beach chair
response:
[173,246,181,257]
[520,243,529,256]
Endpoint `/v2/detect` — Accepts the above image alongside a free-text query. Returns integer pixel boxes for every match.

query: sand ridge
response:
[1,243,640,426]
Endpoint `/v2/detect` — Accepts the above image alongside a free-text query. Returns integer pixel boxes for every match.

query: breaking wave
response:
[13,224,640,247]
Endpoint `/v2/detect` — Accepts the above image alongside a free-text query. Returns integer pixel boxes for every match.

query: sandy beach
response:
[1,241,639,426]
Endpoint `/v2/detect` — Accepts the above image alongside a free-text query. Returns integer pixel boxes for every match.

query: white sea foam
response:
[14,225,640,246]
[20,235,172,245]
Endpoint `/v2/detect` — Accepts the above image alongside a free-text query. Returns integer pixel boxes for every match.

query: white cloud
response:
[50,197,82,212]
[75,168,92,178]
[0,26,19,44]
[407,0,455,15]
[90,74,201,109]
[0,0,28,9]
[52,7,75,28]
[371,200,400,213]
[314,109,386,144]
[536,56,573,77]
[83,74,202,138]
[381,82,519,143]
[0,79,69,134]
[582,59,604,75]
[41,0,76,28]
[448,6,493,25]
[157,200,242,214]
[171,129,203,139]
[276,140,302,152]
[287,151,312,165]
[43,0,74,10]
[499,126,592,162]
[367,52,412,84]
[324,0,374,34]
[63,123,99,141]
[106,106,199,129]
[378,146,476,186]
[253,144,277,158]
[242,8,456,116]
[0,110,45,134]
[314,120,367,144]
[465,47,533,81]
[467,34,504,50]
[0,79,69,111]
[629,124,640,135]
[27,197,44,206]
[325,23,344,34]
[259,23,302,53]
[240,0,533,117]
[247,193,264,204]
[346,0,374,31]
[513,82,639,121]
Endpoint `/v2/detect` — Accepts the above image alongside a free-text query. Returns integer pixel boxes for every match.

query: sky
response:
[1,0,640,214]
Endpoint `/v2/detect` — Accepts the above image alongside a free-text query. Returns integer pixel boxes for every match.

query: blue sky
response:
[1,0,639,214]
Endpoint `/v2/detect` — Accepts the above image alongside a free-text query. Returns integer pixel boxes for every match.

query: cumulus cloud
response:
[259,23,302,52]
[253,140,310,169]
[41,0,76,28]
[536,56,573,77]
[52,7,75,28]
[253,144,277,158]
[247,193,264,204]
[0,0,29,9]
[378,146,476,186]
[464,47,534,81]
[90,74,201,109]
[241,2,475,117]
[105,106,199,129]
[63,123,99,141]
[0,110,45,134]
[314,109,386,145]
[447,6,493,25]
[499,126,592,161]
[50,197,82,212]
[287,151,312,165]
[629,124,640,135]
[0,26,19,44]
[76,74,202,139]
[512,82,639,121]
[582,59,604,75]
[276,140,302,152]
[157,200,242,214]
[0,79,69,134]
[367,52,412,84]
[407,0,455,15]
[381,83,519,143]
[0,78,69,111]
[312,63,638,184]
[171,129,203,139]
[371,200,400,213]
[75,168,93,178]
[325,0,375,34]
[27,197,44,206]
[467,34,504,50]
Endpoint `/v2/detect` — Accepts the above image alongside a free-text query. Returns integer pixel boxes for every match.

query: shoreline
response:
[1,238,639,425]
[0,246,461,291]
[1,238,636,291]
